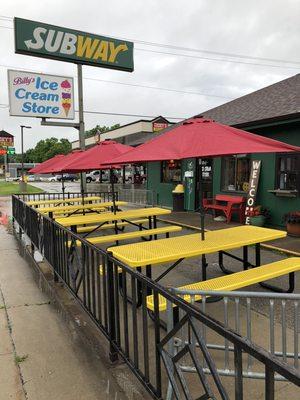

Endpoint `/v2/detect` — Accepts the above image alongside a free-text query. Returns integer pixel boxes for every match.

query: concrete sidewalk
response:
[0,224,131,400]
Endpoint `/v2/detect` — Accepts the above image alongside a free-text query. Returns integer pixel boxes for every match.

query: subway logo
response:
[14,18,134,72]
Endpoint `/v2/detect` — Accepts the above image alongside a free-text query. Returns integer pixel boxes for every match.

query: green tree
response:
[85,124,120,138]
[25,138,72,163]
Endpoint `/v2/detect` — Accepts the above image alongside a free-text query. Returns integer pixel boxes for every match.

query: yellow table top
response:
[56,207,171,227]
[108,226,287,267]
[39,201,127,214]
[27,196,101,206]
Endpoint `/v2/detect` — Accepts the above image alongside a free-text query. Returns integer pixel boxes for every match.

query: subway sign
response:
[14,18,134,72]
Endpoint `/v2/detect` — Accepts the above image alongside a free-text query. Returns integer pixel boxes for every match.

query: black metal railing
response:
[14,191,118,203]
[12,195,300,400]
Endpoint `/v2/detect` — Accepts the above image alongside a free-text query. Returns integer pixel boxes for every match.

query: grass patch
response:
[15,354,28,364]
[0,181,43,196]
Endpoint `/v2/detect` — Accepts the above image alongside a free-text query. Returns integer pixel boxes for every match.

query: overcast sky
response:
[0,0,299,152]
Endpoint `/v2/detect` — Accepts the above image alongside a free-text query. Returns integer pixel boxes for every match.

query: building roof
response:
[0,130,14,138]
[197,74,300,127]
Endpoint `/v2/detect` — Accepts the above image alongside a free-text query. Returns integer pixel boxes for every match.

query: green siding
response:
[213,123,300,227]
[147,161,175,207]
[146,122,300,225]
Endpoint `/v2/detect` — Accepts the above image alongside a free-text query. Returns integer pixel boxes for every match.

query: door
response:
[195,158,213,209]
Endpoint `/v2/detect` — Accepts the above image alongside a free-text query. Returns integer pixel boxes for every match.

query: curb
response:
[158,217,300,258]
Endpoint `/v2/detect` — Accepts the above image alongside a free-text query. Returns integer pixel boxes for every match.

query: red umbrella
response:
[104,117,300,239]
[107,117,300,163]
[41,150,84,174]
[28,154,65,174]
[63,140,132,172]
[63,141,133,213]
[40,150,84,200]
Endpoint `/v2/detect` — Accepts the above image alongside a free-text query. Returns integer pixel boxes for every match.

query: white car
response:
[86,170,110,183]
[48,176,57,182]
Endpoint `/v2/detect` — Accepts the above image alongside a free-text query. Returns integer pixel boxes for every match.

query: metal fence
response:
[12,194,300,400]
[118,188,156,206]
[167,289,300,388]
[14,191,118,203]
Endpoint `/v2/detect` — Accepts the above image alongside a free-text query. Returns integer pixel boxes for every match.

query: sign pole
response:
[4,153,8,179]
[77,64,87,194]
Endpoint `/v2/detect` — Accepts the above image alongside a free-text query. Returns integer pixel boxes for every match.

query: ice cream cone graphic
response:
[60,80,72,117]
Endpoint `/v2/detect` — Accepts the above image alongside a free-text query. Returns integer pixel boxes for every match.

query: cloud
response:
[0,0,299,152]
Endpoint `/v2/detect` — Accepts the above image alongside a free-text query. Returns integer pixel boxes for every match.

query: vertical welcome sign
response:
[245,160,262,225]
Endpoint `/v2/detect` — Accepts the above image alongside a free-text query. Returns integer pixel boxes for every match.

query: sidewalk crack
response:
[0,285,29,400]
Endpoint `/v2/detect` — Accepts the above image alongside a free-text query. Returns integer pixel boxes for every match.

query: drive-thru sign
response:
[14,18,134,72]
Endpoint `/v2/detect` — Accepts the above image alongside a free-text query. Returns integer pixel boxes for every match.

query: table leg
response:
[153,215,157,240]
[257,243,295,293]
[218,251,234,275]
[255,243,261,267]
[202,255,208,281]
[243,246,249,270]
[148,216,153,240]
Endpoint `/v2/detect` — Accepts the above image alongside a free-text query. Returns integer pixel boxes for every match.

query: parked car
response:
[18,175,40,182]
[48,174,78,182]
[86,170,100,183]
[86,170,109,183]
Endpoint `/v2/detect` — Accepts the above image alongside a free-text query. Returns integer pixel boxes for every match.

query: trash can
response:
[172,184,184,211]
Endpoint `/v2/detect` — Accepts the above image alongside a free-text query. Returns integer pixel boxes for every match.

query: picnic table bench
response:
[38,201,127,218]
[68,225,182,247]
[27,196,102,207]
[203,194,246,223]
[146,257,300,311]
[56,207,171,235]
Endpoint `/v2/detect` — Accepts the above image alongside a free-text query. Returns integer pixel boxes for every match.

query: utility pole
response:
[19,125,31,191]
[77,64,86,193]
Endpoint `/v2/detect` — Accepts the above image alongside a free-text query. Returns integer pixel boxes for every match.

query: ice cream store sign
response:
[8,70,74,119]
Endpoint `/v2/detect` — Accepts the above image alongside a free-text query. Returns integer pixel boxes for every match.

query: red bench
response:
[203,194,246,223]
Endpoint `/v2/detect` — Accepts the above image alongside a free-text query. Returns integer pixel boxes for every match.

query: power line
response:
[78,110,185,119]
[0,15,300,66]
[136,47,300,70]
[0,14,299,66]
[84,76,231,98]
[0,63,231,99]
[0,103,185,119]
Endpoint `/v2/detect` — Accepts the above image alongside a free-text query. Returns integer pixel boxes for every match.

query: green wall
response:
[147,161,175,207]
[146,121,300,227]
[213,123,300,227]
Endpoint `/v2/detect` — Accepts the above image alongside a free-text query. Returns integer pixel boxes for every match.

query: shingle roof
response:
[197,74,300,127]
[0,130,14,138]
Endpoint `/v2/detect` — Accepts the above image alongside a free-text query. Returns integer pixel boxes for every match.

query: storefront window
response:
[221,155,250,192]
[161,160,182,183]
[276,154,300,191]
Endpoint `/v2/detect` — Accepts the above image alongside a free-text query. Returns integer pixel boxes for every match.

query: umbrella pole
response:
[80,172,85,213]
[62,174,65,200]
[111,169,117,214]
[199,164,205,240]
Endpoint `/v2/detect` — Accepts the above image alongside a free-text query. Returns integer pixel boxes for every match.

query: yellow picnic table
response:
[38,201,128,217]
[107,226,288,306]
[108,225,286,278]
[56,207,171,235]
[27,196,102,207]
